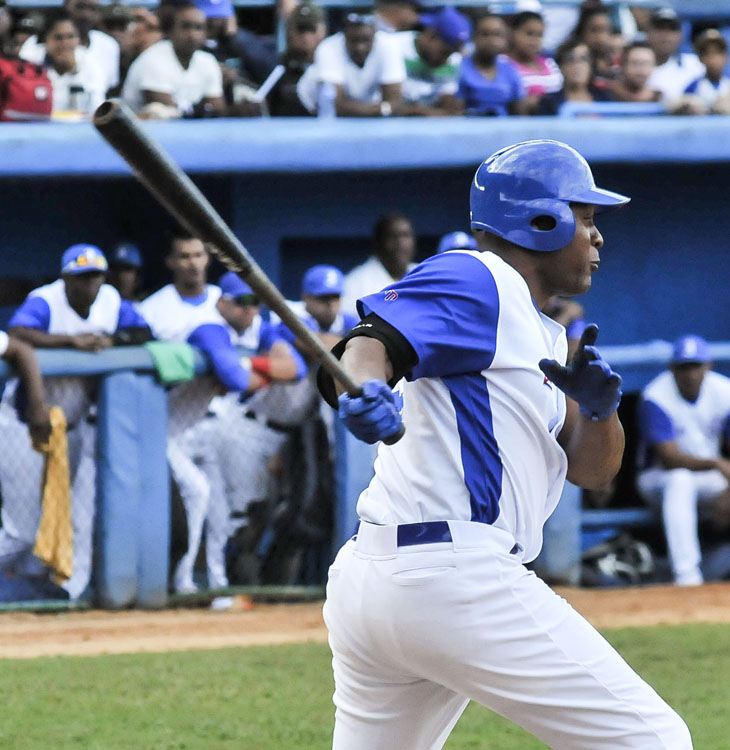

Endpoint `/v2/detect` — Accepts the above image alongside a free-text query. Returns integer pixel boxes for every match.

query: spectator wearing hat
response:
[373,0,421,34]
[637,335,730,586]
[107,242,143,301]
[507,10,563,112]
[436,230,477,254]
[267,2,327,116]
[0,244,151,600]
[456,11,527,116]
[20,0,119,95]
[392,6,471,116]
[646,7,704,103]
[683,29,730,115]
[122,3,224,119]
[296,11,406,116]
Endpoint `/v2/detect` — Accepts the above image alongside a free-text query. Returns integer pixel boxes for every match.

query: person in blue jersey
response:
[637,335,730,587]
[0,243,152,600]
[317,141,691,749]
[139,236,301,593]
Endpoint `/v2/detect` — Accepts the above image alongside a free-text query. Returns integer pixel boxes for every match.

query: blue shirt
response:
[457,55,525,116]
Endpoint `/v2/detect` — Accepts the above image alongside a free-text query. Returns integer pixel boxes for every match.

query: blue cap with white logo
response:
[61,244,108,275]
[302,265,344,296]
[671,335,711,365]
[110,242,142,269]
[437,231,478,254]
[219,271,254,299]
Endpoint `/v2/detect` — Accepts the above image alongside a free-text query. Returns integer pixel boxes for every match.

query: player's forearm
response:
[5,338,48,412]
[8,326,75,349]
[335,337,393,397]
[656,446,721,472]
[564,412,625,489]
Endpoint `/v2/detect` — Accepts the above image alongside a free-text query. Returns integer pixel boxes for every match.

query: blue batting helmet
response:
[470,140,630,252]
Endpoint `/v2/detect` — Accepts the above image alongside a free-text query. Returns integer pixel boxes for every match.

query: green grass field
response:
[3,623,728,749]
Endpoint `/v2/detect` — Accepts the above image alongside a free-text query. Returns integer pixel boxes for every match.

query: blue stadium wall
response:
[2,116,730,346]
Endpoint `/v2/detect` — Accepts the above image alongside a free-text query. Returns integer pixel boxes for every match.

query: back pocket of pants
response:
[391,566,455,587]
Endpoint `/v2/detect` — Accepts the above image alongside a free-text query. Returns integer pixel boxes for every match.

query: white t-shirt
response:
[354,250,569,563]
[0,331,9,358]
[47,55,106,114]
[648,52,706,102]
[20,29,119,94]
[122,40,223,115]
[297,30,406,113]
[341,256,417,317]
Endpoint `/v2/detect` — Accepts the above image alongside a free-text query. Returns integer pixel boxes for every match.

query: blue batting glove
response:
[338,379,403,444]
[539,324,622,421]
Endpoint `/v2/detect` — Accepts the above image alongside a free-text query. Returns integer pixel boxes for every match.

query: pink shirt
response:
[508,55,563,97]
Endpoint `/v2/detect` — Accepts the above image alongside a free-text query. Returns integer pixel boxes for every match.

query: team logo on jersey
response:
[384,289,398,301]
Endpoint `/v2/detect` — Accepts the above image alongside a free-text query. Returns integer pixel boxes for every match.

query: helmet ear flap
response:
[518,199,577,252]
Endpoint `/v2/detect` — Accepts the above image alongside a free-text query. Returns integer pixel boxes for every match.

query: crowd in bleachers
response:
[1,0,730,120]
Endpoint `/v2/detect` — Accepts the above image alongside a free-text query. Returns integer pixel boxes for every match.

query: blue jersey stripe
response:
[445,373,503,524]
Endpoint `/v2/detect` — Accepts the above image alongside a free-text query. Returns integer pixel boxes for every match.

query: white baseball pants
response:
[324,520,692,750]
[638,467,728,586]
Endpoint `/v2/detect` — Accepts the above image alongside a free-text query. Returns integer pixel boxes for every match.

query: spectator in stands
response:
[456,11,527,117]
[536,39,612,115]
[568,4,618,90]
[393,6,471,116]
[373,0,420,34]
[507,10,563,112]
[0,244,151,601]
[342,212,417,315]
[610,41,661,104]
[683,30,730,115]
[107,242,143,301]
[637,335,730,587]
[100,3,132,47]
[0,0,11,54]
[122,3,225,119]
[20,0,119,95]
[266,1,326,116]
[41,10,106,116]
[296,12,406,117]
[646,7,704,104]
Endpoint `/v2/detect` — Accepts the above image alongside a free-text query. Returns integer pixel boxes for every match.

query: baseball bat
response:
[93,99,404,444]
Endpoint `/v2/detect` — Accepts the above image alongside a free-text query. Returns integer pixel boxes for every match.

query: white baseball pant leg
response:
[638,468,728,585]
[324,521,692,750]
[168,433,210,592]
[0,405,43,570]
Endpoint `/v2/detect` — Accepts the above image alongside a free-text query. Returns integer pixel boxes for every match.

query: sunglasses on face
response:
[234,294,260,306]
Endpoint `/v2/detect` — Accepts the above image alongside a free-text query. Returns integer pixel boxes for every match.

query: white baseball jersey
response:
[355,250,568,563]
[639,369,730,467]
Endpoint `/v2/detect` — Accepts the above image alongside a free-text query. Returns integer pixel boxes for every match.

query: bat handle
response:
[345,385,406,445]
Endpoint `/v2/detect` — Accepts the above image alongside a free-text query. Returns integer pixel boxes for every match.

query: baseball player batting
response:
[317,141,692,749]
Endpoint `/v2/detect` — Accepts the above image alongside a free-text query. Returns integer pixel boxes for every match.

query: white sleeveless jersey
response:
[642,370,730,462]
[355,250,568,562]
[31,279,121,335]
[139,284,222,342]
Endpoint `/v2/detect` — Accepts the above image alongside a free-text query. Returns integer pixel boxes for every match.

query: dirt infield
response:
[2,583,730,660]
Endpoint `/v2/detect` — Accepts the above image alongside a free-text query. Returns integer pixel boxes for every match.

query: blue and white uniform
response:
[637,369,730,585]
[139,283,252,592]
[324,250,685,750]
[0,279,148,599]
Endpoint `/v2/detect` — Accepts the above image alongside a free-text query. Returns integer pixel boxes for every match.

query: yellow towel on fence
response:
[33,406,73,583]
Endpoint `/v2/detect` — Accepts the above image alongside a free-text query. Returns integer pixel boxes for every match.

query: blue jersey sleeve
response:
[639,399,676,445]
[117,300,150,330]
[8,296,51,331]
[357,252,499,379]
[188,323,250,392]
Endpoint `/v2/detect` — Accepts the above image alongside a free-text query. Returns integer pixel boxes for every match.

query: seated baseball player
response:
[637,334,730,586]
[0,243,151,600]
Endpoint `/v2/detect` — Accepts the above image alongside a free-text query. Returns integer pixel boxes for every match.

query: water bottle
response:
[317,82,336,119]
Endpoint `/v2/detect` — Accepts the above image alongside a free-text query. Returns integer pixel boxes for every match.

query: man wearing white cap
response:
[637,334,730,586]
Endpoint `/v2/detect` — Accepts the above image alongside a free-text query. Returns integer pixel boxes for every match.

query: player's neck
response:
[489,245,550,308]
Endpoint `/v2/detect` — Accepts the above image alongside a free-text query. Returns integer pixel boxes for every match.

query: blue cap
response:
[671,335,711,365]
[61,244,108,275]
[419,7,472,48]
[194,0,233,18]
[437,231,478,254]
[110,242,142,269]
[218,271,254,299]
[302,264,343,296]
